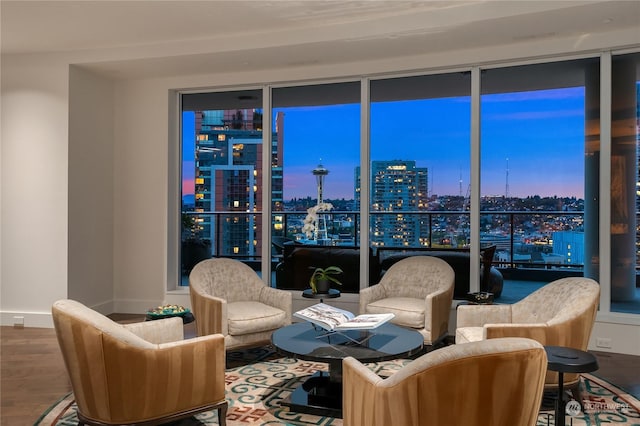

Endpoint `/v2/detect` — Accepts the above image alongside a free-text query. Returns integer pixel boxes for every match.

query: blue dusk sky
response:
[183,86,587,202]
[276,87,585,200]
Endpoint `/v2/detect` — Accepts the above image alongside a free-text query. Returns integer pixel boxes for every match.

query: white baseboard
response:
[1,311,53,328]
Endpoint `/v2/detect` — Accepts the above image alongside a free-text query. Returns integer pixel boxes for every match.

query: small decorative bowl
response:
[146,304,190,319]
[466,292,494,304]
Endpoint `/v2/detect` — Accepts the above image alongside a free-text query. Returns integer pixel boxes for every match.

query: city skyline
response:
[183,86,587,204]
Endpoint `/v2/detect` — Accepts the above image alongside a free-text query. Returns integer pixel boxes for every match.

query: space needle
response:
[312,163,329,242]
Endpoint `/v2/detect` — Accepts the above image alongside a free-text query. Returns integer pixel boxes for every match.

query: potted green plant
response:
[309,266,343,294]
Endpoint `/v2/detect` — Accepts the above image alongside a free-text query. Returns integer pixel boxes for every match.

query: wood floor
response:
[2,320,639,426]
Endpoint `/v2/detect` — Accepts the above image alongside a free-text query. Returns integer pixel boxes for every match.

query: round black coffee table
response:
[545,346,599,426]
[302,288,340,304]
[272,321,423,418]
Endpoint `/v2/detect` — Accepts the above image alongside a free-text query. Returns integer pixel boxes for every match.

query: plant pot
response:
[314,279,331,294]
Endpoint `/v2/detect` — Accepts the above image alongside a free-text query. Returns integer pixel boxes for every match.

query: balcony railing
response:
[183,210,588,271]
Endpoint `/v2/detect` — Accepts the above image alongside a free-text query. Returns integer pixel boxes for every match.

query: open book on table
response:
[294,303,395,331]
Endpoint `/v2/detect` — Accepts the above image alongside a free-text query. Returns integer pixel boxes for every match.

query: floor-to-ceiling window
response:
[180,89,265,284]
[479,59,598,302]
[270,82,361,288]
[174,52,640,316]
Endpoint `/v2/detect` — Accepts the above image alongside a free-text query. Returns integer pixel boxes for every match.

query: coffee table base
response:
[280,372,342,418]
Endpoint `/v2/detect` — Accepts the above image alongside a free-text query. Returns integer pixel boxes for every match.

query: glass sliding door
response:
[369,74,472,248]
[180,89,265,284]
[480,58,598,302]
[271,82,361,290]
[369,72,472,282]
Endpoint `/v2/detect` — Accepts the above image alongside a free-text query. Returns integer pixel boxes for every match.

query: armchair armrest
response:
[359,284,387,314]
[425,286,453,344]
[343,357,382,426]
[158,333,226,350]
[456,303,512,327]
[259,286,292,322]
[191,292,228,336]
[124,317,183,344]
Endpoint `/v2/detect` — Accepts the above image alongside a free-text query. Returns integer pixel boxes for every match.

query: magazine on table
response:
[294,303,395,331]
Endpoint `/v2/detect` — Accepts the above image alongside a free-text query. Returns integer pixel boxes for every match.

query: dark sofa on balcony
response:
[274,242,503,298]
[275,243,380,293]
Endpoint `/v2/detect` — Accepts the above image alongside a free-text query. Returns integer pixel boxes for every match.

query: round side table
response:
[544,346,598,426]
[302,288,340,304]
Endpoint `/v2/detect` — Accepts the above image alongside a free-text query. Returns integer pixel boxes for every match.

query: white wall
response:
[1,54,70,327]
[68,66,115,312]
[112,79,171,312]
[1,27,639,355]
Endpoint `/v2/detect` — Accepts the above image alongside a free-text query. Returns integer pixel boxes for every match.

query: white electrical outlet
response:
[13,316,24,328]
[596,337,612,348]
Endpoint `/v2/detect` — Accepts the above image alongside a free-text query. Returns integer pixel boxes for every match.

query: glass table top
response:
[272,321,424,364]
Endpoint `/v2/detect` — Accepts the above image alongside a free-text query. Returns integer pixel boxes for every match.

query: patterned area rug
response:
[36,346,640,426]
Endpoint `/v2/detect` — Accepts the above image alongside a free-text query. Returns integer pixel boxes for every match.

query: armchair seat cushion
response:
[455,326,483,343]
[366,297,424,329]
[228,301,288,336]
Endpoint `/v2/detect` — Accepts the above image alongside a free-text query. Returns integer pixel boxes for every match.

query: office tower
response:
[193,110,283,259]
[552,231,585,267]
[356,160,429,247]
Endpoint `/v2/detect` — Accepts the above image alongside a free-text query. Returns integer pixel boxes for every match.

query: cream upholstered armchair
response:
[343,337,547,426]
[359,256,454,346]
[52,299,227,426]
[190,257,292,350]
[456,277,600,390]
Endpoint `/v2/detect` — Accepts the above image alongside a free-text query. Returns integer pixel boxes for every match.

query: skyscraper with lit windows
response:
[193,109,283,260]
[356,160,429,247]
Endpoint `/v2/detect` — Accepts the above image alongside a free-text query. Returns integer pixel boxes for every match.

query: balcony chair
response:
[343,337,547,426]
[456,277,600,394]
[190,257,292,350]
[52,299,227,426]
[359,256,455,346]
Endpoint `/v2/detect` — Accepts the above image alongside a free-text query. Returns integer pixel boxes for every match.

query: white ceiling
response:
[2,1,639,79]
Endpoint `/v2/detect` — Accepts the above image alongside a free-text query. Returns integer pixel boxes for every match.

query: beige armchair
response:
[190,258,292,350]
[359,256,454,346]
[456,277,600,389]
[52,299,227,426]
[343,337,547,426]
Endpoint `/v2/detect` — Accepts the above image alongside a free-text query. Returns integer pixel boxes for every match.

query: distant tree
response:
[252,110,263,129]
[232,110,244,129]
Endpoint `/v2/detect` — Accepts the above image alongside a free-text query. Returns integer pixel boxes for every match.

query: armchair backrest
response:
[512,277,600,349]
[343,337,546,426]
[190,258,265,303]
[378,256,455,299]
[513,277,600,323]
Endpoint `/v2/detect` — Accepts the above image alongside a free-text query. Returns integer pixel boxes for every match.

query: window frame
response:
[168,51,640,325]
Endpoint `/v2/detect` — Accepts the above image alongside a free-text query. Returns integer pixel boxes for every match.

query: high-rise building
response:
[194,109,283,259]
[552,231,585,267]
[356,160,429,247]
